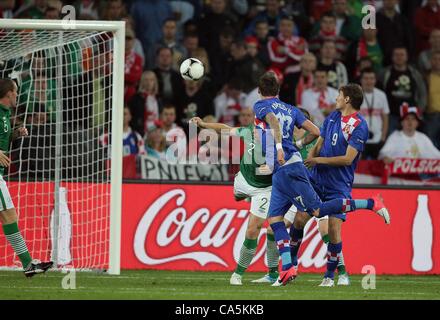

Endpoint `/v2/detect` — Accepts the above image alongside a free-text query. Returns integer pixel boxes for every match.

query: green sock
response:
[322,234,330,244]
[2,222,32,269]
[266,233,279,279]
[235,238,257,275]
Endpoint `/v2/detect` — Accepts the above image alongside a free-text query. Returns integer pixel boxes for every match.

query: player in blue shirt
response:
[254,72,390,286]
[290,83,391,287]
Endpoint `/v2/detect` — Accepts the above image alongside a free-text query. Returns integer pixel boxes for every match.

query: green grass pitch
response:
[0,270,439,300]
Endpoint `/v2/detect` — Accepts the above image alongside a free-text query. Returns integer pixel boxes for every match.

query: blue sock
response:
[270,221,292,271]
[289,227,303,267]
[318,198,374,218]
[324,242,342,280]
[353,199,374,210]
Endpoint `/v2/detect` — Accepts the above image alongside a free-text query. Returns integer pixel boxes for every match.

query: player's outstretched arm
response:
[189,117,238,135]
[305,145,359,168]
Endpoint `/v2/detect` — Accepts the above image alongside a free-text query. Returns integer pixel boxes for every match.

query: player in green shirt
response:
[0,78,53,277]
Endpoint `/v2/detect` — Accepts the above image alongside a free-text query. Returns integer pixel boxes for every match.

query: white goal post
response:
[0,19,124,275]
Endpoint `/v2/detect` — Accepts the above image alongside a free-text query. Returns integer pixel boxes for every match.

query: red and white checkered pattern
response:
[341,114,361,141]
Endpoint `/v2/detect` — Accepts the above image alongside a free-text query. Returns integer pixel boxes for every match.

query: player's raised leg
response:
[315,197,390,224]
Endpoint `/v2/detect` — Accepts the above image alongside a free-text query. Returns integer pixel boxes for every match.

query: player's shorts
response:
[268,162,322,218]
[234,172,272,219]
[309,172,351,222]
[0,175,15,211]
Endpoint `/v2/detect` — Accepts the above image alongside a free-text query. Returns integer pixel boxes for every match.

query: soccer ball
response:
[180,58,204,81]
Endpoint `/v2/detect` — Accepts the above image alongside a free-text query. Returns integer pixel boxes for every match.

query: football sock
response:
[324,242,342,280]
[266,233,279,279]
[2,222,32,269]
[353,199,374,210]
[289,226,303,266]
[235,237,257,275]
[270,221,292,271]
[337,251,347,275]
[321,234,346,274]
[318,198,374,218]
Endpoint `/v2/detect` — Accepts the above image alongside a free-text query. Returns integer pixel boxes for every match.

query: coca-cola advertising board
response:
[122,183,440,275]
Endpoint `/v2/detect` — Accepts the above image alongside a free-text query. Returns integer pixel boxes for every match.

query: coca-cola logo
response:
[133,189,327,269]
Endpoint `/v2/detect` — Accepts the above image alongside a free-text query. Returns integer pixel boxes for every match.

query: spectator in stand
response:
[149,18,186,71]
[418,29,440,75]
[349,27,384,77]
[179,78,215,126]
[307,0,333,23]
[209,26,235,91]
[312,0,362,43]
[359,68,390,159]
[130,0,172,62]
[252,19,271,68]
[229,40,265,93]
[214,78,247,127]
[128,71,160,137]
[425,51,440,148]
[44,3,61,19]
[121,15,146,68]
[100,0,126,20]
[182,32,200,60]
[283,0,312,37]
[0,0,15,18]
[244,0,288,37]
[74,0,100,20]
[124,27,143,103]
[197,0,237,55]
[267,15,308,75]
[169,0,195,41]
[414,0,440,54]
[279,52,317,106]
[17,0,47,18]
[379,104,440,163]
[300,68,338,125]
[153,47,185,106]
[317,40,348,89]
[145,126,167,161]
[381,47,427,134]
[376,0,414,65]
[123,106,146,158]
[309,12,349,62]
[160,105,187,162]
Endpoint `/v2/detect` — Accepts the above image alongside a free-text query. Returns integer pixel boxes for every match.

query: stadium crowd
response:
[1,0,440,180]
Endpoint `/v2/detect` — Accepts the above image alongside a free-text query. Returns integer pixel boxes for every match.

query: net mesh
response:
[0,27,116,270]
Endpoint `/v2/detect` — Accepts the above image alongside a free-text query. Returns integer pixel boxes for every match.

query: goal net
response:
[0,20,124,274]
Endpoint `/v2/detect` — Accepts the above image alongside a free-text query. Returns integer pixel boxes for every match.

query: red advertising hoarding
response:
[122,183,440,275]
